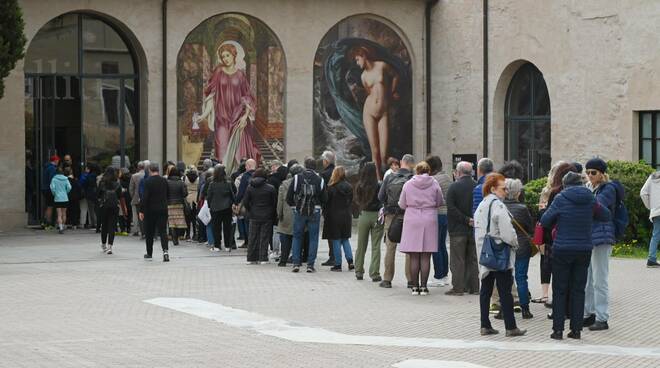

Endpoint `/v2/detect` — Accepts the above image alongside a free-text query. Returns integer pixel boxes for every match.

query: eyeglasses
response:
[586,170,600,176]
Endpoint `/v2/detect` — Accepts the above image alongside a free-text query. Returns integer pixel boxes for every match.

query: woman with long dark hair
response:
[323,166,355,271]
[98,167,122,254]
[206,165,236,251]
[532,161,576,306]
[166,167,188,246]
[353,163,384,281]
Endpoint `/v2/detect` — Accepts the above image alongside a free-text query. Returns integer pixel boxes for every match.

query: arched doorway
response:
[176,13,286,173]
[505,63,550,181]
[313,15,412,178]
[24,13,140,225]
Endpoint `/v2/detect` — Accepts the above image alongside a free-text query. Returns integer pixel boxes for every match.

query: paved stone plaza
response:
[1,229,659,367]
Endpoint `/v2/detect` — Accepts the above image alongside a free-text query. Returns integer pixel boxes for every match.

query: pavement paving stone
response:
[1,229,659,367]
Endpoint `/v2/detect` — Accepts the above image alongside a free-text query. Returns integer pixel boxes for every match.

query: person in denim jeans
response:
[286,157,327,273]
[426,156,452,287]
[503,178,535,319]
[640,171,660,268]
[584,158,617,332]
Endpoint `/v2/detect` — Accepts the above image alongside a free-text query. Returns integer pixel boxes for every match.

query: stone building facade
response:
[0,0,658,230]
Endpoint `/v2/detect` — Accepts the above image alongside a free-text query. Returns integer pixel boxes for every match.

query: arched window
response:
[505,63,550,181]
[24,13,140,224]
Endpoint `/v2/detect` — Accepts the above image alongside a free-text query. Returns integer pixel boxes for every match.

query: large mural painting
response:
[314,16,412,178]
[178,13,285,173]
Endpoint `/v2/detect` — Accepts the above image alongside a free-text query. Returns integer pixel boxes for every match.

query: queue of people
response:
[40,149,656,341]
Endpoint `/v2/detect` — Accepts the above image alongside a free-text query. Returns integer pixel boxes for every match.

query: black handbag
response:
[387,215,404,243]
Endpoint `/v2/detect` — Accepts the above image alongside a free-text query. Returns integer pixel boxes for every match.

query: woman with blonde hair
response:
[398,161,444,295]
[323,166,355,271]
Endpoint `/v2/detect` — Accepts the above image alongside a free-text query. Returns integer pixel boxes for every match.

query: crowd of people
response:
[40,149,660,340]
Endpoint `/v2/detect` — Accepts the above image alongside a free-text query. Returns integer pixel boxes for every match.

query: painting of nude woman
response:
[313,17,412,178]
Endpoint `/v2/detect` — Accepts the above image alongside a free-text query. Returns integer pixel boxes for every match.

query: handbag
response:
[479,200,511,271]
[387,214,404,243]
[197,201,212,225]
[533,222,544,246]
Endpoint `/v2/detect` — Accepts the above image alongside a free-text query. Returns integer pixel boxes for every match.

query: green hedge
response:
[523,160,655,246]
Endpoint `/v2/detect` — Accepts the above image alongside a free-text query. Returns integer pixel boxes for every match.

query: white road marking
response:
[144,297,660,358]
[393,360,489,368]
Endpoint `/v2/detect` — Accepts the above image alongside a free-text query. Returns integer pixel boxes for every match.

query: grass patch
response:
[611,240,648,259]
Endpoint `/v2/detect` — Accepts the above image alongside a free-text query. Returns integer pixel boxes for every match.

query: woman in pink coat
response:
[398,161,445,295]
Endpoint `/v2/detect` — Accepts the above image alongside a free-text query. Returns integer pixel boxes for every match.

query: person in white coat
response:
[474,173,526,337]
[640,171,660,268]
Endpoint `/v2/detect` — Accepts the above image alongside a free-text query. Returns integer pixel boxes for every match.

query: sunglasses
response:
[586,170,600,176]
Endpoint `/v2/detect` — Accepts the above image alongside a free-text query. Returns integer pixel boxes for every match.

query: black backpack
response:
[385,172,413,211]
[294,173,319,217]
[99,182,119,209]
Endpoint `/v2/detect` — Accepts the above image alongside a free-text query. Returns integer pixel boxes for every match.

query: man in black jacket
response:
[319,150,336,266]
[287,157,327,273]
[445,161,478,295]
[139,163,170,262]
[243,168,278,263]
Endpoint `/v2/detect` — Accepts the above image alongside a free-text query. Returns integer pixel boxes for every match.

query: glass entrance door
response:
[25,75,82,225]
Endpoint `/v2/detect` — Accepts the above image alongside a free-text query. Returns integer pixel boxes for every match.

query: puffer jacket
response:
[277,177,294,235]
[206,180,235,212]
[503,199,535,258]
[640,171,660,221]
[50,174,72,202]
[540,186,611,254]
[589,182,617,246]
[166,174,188,205]
[242,176,277,222]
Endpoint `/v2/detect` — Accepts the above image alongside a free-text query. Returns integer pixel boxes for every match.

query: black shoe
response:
[589,321,609,331]
[494,311,503,320]
[330,265,342,272]
[277,262,287,267]
[355,273,364,280]
[321,259,334,266]
[583,314,596,327]
[550,331,563,340]
[348,262,355,271]
[544,301,553,309]
[306,266,316,273]
[292,265,300,273]
[505,328,527,337]
[567,330,581,339]
[173,239,179,246]
[444,289,464,296]
[371,276,382,282]
[379,280,392,288]
[144,254,152,260]
[647,260,660,268]
[521,307,534,319]
[480,327,499,336]
[163,253,170,262]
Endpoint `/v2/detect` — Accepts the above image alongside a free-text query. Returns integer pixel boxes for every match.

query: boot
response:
[505,328,527,337]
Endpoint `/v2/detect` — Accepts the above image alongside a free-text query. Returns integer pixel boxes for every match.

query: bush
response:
[0,0,27,99]
[522,160,655,245]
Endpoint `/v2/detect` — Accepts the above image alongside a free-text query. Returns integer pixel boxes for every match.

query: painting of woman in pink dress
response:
[194,41,261,173]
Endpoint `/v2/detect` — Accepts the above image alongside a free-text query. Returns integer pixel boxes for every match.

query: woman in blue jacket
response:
[540,171,610,340]
[583,158,617,331]
[50,167,72,234]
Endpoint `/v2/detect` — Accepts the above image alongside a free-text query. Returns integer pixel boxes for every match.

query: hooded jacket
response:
[185,172,199,205]
[397,174,444,253]
[589,181,617,246]
[640,171,660,221]
[286,169,327,209]
[242,176,277,222]
[540,185,611,254]
[322,180,354,239]
[50,174,72,202]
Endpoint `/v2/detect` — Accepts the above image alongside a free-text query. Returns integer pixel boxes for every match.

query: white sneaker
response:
[210,247,220,252]
[260,261,269,265]
[428,280,444,287]
[101,244,107,252]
